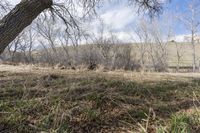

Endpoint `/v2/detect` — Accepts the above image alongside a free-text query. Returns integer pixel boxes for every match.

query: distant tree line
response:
[1,0,200,72]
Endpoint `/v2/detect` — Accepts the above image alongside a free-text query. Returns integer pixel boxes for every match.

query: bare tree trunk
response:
[198,60,200,72]
[0,0,52,54]
[175,42,183,72]
[192,30,196,72]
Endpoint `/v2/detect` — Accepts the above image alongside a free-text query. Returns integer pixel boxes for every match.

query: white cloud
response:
[171,34,190,42]
[6,0,162,43]
[84,2,139,43]
[113,31,138,42]
[100,6,136,30]
[8,0,20,5]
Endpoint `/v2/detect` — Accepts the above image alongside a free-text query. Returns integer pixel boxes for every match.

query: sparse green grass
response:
[0,65,200,132]
[169,110,200,133]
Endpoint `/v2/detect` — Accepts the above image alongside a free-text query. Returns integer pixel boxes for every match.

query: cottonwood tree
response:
[7,33,23,62]
[179,0,200,72]
[36,16,60,64]
[133,19,150,71]
[174,41,184,72]
[151,20,169,71]
[135,19,169,71]
[58,32,72,65]
[0,0,164,54]
[94,21,116,68]
[19,26,36,63]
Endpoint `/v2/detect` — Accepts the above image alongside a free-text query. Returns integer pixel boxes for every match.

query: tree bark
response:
[0,0,52,54]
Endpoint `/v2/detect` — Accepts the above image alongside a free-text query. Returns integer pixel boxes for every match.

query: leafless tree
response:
[7,33,23,62]
[152,23,168,71]
[18,26,36,63]
[173,41,184,72]
[58,32,72,65]
[178,0,200,72]
[36,16,60,64]
[136,19,168,71]
[38,40,54,65]
[0,0,164,54]
[133,19,150,71]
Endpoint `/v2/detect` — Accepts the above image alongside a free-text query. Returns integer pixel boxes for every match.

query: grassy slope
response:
[166,43,200,66]
[10,42,200,67]
[132,43,200,67]
[0,64,200,132]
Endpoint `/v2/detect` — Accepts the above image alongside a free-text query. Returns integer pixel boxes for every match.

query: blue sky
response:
[9,0,200,42]
[91,0,200,42]
[163,0,187,34]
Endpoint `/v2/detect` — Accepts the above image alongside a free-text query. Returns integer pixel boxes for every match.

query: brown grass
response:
[0,64,200,133]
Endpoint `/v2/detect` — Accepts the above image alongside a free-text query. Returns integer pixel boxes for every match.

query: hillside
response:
[132,43,200,67]
[166,43,200,66]
[2,42,200,68]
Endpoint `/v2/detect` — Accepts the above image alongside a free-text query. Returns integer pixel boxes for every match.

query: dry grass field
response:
[0,64,200,133]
